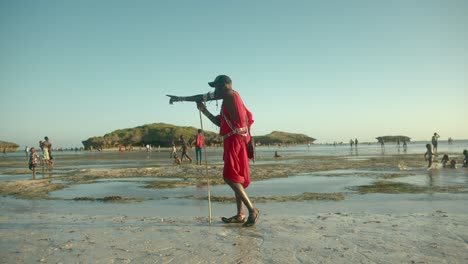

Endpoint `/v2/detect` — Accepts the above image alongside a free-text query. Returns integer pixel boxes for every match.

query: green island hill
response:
[82,123,316,150]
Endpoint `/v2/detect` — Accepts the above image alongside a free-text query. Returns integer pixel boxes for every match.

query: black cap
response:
[208,75,232,87]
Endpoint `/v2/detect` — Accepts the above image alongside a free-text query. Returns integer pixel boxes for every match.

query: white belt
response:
[223,127,248,140]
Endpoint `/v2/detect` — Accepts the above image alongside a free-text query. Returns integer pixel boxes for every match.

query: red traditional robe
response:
[195,134,204,148]
[218,91,253,188]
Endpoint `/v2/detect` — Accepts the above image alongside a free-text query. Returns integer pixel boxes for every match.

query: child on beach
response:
[172,152,181,164]
[441,154,457,169]
[441,154,450,167]
[28,147,40,179]
[463,149,468,168]
[170,142,181,164]
[424,144,434,169]
[449,159,457,169]
[170,142,177,158]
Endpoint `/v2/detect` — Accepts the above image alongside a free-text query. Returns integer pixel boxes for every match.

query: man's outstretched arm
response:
[167,92,221,104]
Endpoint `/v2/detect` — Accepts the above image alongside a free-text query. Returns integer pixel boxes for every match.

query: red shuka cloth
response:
[195,134,204,148]
[218,91,253,188]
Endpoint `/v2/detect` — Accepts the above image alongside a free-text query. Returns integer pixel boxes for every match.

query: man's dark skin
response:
[167,76,258,225]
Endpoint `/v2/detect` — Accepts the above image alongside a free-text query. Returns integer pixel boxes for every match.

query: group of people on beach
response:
[425,149,468,169]
[27,136,53,179]
[170,129,205,165]
[349,138,358,148]
[424,132,467,169]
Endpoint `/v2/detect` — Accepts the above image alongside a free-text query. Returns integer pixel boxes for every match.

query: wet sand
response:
[2,210,467,263]
[1,147,468,263]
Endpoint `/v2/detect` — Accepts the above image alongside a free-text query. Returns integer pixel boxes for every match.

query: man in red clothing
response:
[198,75,259,227]
[167,75,259,227]
[194,129,204,165]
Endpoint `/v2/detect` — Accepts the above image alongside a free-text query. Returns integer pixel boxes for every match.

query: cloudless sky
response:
[1,0,467,148]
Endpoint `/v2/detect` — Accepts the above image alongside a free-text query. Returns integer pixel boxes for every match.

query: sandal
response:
[243,209,260,227]
[221,215,246,224]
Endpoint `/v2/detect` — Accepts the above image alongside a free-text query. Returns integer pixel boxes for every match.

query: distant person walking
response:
[354,138,358,148]
[194,129,204,165]
[25,146,29,159]
[431,133,440,153]
[349,139,354,148]
[179,135,192,163]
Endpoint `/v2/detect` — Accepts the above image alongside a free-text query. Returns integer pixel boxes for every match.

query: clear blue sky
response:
[1,0,467,148]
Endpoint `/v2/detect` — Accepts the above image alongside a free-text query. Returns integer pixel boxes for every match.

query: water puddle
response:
[389,170,468,187]
[48,173,374,200]
[250,175,373,197]
[28,167,468,205]
[49,181,203,200]
[93,177,183,182]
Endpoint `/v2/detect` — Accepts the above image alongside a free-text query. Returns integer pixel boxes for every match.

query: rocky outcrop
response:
[376,136,411,143]
[254,131,316,145]
[0,140,19,152]
[82,123,221,150]
[82,124,317,150]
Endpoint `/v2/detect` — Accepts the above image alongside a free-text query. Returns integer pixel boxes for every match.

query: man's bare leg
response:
[225,179,257,218]
[235,192,245,218]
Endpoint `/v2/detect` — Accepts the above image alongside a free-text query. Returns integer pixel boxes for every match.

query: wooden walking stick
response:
[199,109,212,224]
[166,93,215,223]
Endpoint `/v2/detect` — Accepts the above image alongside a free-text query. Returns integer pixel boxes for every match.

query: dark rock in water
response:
[375,135,411,143]
[73,197,96,201]
[73,196,123,202]
[102,196,122,201]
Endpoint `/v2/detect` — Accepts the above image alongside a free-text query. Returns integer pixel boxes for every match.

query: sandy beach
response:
[1,143,468,263]
[1,208,467,263]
